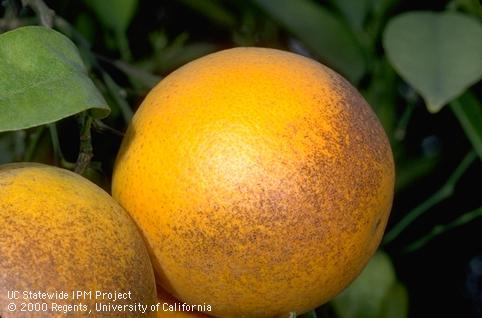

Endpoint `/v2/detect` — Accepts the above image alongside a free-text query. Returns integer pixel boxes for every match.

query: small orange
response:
[0,163,157,317]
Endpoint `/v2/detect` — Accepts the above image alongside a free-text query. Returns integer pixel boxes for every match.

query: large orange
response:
[112,47,395,317]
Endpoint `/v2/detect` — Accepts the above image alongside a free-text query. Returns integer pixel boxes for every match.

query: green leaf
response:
[450,92,482,160]
[365,0,400,47]
[363,59,398,140]
[379,283,409,318]
[395,155,439,192]
[0,26,109,133]
[84,0,138,33]
[253,0,366,83]
[177,0,236,28]
[330,0,371,31]
[332,252,408,318]
[383,11,482,112]
[75,12,96,43]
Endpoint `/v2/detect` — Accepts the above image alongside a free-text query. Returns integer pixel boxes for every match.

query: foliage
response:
[253,0,366,83]
[332,252,408,318]
[1,0,481,317]
[0,26,109,132]
[383,11,482,113]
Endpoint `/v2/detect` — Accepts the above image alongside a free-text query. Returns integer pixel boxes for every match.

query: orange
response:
[0,163,157,317]
[112,47,395,317]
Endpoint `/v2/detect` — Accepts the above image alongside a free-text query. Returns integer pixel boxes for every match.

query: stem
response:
[21,0,54,27]
[394,102,415,141]
[102,71,133,123]
[95,53,161,89]
[404,206,482,253]
[92,119,124,137]
[13,130,26,161]
[0,0,21,32]
[54,16,92,53]
[383,150,477,245]
[48,123,75,169]
[116,30,132,61]
[74,114,94,175]
[48,123,62,165]
[450,94,482,160]
[24,126,45,161]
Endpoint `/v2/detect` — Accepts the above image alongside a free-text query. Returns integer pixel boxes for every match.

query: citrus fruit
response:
[0,163,157,317]
[112,47,395,317]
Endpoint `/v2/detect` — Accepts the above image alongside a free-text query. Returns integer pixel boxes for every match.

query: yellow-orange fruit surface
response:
[112,48,395,318]
[0,163,157,317]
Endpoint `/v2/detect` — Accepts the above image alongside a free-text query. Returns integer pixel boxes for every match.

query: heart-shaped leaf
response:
[0,26,109,132]
[383,11,482,112]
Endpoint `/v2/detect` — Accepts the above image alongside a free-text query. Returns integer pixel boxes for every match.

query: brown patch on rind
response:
[325,68,394,166]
